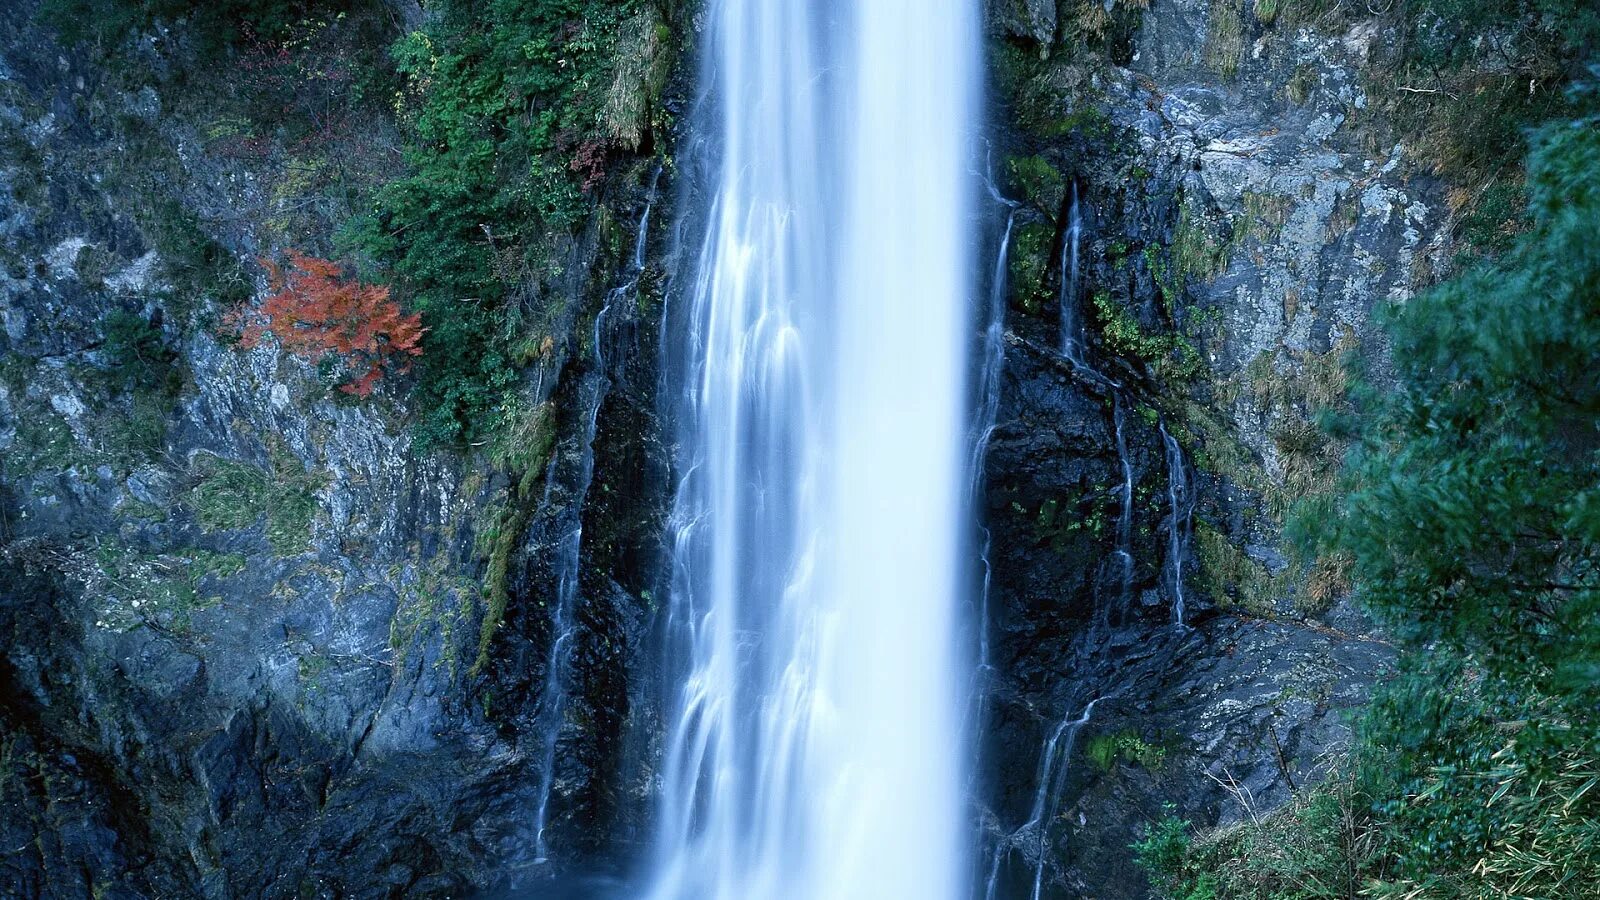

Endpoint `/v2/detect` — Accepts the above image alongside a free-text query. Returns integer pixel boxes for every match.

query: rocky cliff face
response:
[977,0,1450,895]
[0,3,667,895]
[1,0,1454,897]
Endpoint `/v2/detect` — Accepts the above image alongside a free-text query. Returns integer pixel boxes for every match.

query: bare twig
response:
[1205,766,1261,826]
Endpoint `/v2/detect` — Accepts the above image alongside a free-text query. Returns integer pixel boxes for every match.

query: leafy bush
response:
[1134,809,1199,891]
[188,448,323,554]
[100,309,179,393]
[38,0,372,55]
[1086,730,1167,771]
[1153,99,1600,900]
[342,0,662,444]
[1315,113,1600,895]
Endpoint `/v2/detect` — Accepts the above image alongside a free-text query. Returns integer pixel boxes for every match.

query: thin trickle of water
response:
[1110,395,1136,620]
[982,840,1006,900]
[981,696,1105,900]
[1026,699,1099,900]
[1160,420,1194,627]
[528,393,600,863]
[1056,184,1119,392]
[647,2,976,898]
[971,208,1016,691]
[966,203,1016,895]
[529,182,658,863]
[1059,181,1083,364]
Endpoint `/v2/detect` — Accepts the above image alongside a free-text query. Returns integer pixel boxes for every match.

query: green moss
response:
[1006,155,1066,214]
[1285,64,1317,105]
[1172,199,1230,290]
[1277,0,1351,28]
[191,550,247,580]
[297,652,331,686]
[73,244,119,290]
[7,405,79,475]
[188,446,324,554]
[601,6,674,151]
[1203,0,1246,80]
[117,499,170,522]
[1086,730,1168,771]
[470,497,535,677]
[1234,337,1353,520]
[190,458,269,530]
[1010,221,1057,316]
[130,189,253,318]
[390,559,477,672]
[1025,492,1106,550]
[1195,521,1279,617]
[470,404,560,676]
[1235,191,1294,248]
[104,392,173,466]
[1067,0,1153,59]
[1091,292,1205,382]
[91,546,241,632]
[991,43,1119,141]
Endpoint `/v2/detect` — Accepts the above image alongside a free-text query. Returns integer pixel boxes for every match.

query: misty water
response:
[645,0,979,897]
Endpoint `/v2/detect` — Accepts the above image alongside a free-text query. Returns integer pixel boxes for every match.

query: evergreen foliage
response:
[38,0,370,55]
[1140,100,1600,899]
[343,0,656,444]
[100,310,179,394]
[1313,108,1600,898]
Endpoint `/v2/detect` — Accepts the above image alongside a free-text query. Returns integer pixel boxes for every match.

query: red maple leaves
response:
[225,251,425,397]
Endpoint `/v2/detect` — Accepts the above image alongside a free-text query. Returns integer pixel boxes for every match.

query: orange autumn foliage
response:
[226,251,425,397]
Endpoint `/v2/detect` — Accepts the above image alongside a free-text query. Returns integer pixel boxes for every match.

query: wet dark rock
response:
[0,1,668,894]
[972,0,1447,894]
[991,0,1059,46]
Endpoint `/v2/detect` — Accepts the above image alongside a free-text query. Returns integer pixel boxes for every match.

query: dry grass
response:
[602,7,671,151]
[1204,0,1246,79]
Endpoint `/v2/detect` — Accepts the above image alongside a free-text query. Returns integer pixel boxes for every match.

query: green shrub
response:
[38,0,372,55]
[1086,730,1167,771]
[1136,774,1386,900]
[1006,154,1066,213]
[1156,100,1600,900]
[343,0,656,445]
[100,310,178,394]
[189,447,324,554]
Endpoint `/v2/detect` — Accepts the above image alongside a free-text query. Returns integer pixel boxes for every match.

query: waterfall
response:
[971,208,1016,703]
[1056,184,1118,392]
[1023,700,1098,900]
[1059,182,1084,367]
[977,698,1099,900]
[647,2,977,899]
[1060,182,1083,361]
[529,180,658,863]
[1110,396,1136,620]
[1159,420,1194,627]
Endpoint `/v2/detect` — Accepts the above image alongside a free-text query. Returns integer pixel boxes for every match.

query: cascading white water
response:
[980,698,1099,900]
[648,2,976,899]
[1060,182,1083,362]
[1159,421,1194,627]
[971,206,1016,713]
[1027,700,1098,900]
[1057,185,1118,392]
[1110,396,1136,618]
[529,180,657,863]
